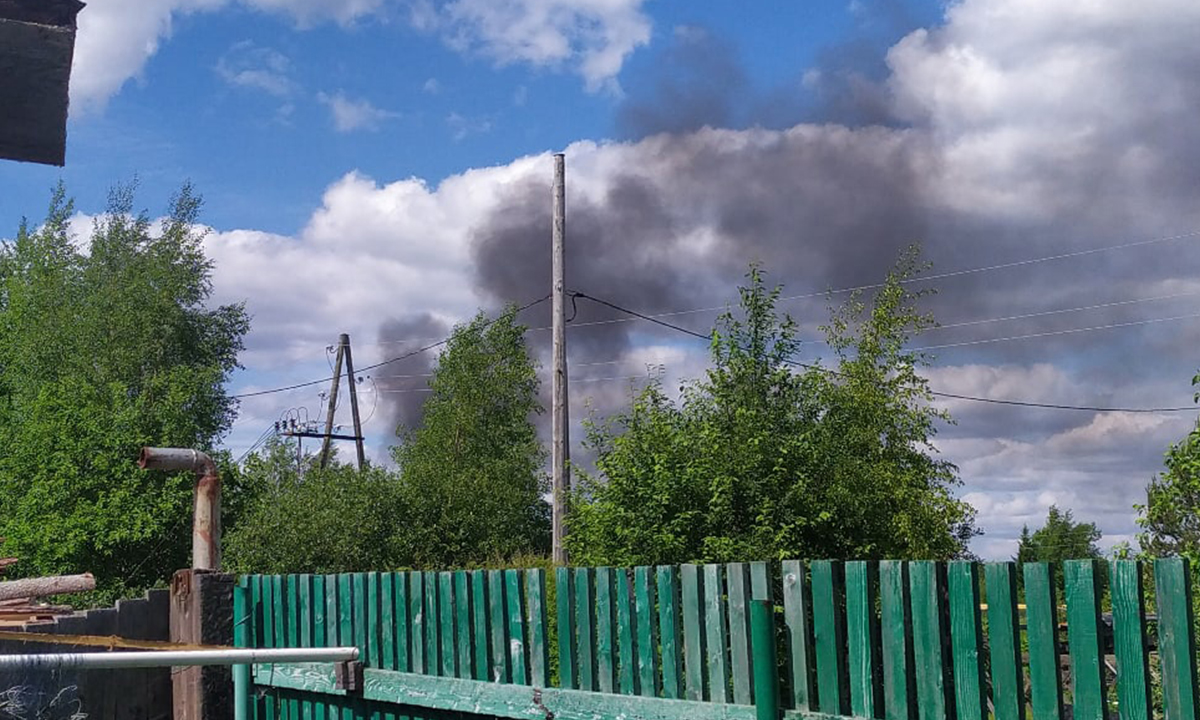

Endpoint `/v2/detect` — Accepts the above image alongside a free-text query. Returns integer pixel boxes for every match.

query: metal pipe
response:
[0,646,358,671]
[138,447,221,570]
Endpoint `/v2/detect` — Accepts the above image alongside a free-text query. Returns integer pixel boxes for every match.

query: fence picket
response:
[576,567,598,691]
[299,575,314,720]
[634,567,659,698]
[470,571,489,681]
[556,567,577,689]
[323,575,339,720]
[423,572,439,677]
[595,567,617,693]
[879,562,913,720]
[506,569,529,685]
[1155,558,1200,720]
[783,560,814,711]
[1111,560,1152,720]
[488,570,509,683]
[727,563,754,705]
[438,572,456,678]
[811,560,847,716]
[909,562,948,720]
[1024,563,1065,720]
[312,575,329,720]
[846,561,880,719]
[1065,560,1106,720]
[704,564,731,703]
[378,574,395,720]
[948,562,985,720]
[984,563,1025,720]
[409,572,425,675]
[337,574,354,720]
[681,564,707,701]
[657,566,683,700]
[616,568,637,695]
[454,572,471,680]
[527,569,550,687]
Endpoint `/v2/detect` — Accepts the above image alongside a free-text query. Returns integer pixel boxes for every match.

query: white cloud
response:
[445,111,492,141]
[423,0,652,93]
[317,92,399,132]
[216,41,296,97]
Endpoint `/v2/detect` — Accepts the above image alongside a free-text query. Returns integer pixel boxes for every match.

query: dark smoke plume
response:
[374,313,449,438]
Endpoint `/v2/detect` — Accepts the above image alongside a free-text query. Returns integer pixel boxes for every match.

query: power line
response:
[915,311,1200,351]
[572,291,1199,415]
[929,290,1200,332]
[532,229,1200,332]
[229,294,551,400]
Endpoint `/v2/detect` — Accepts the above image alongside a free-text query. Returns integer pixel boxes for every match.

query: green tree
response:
[1015,505,1103,564]
[567,249,978,566]
[224,440,406,574]
[1137,372,1200,565]
[390,308,550,567]
[0,182,250,601]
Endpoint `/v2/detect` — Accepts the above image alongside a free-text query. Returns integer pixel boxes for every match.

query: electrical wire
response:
[526,229,1200,332]
[914,311,1200,351]
[230,294,550,399]
[572,291,1199,414]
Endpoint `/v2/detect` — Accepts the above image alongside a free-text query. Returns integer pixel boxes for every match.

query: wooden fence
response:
[236,558,1200,720]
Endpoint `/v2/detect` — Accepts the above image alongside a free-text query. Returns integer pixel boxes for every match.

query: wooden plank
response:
[556,567,578,690]
[782,560,814,712]
[634,566,659,698]
[454,571,472,680]
[299,575,314,720]
[704,564,731,703]
[845,561,880,719]
[506,569,529,685]
[234,577,252,720]
[872,562,904,720]
[259,663,802,720]
[423,571,439,676]
[575,567,598,692]
[749,562,770,600]
[615,568,638,695]
[658,566,684,700]
[365,574,382,720]
[471,571,489,681]
[1023,563,1064,720]
[389,575,408,720]
[983,563,1024,720]
[313,575,329,720]
[908,562,947,720]
[1065,560,1106,720]
[680,564,707,701]
[438,572,456,678]
[811,560,847,716]
[595,566,618,693]
[279,575,299,720]
[527,569,551,688]
[1111,560,1151,720]
[409,572,425,675]
[727,563,754,705]
[947,562,985,720]
[324,575,340,720]
[380,574,395,670]
[337,574,354,720]
[489,569,510,683]
[1155,557,1200,720]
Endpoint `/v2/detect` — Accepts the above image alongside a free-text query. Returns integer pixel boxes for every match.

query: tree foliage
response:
[0,182,250,601]
[1137,373,1200,565]
[567,248,978,566]
[224,440,405,574]
[392,309,550,567]
[1016,505,1103,564]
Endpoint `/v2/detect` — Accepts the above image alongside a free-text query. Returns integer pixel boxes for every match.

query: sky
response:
[3,0,1200,560]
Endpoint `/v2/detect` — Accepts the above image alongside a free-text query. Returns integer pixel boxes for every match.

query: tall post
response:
[342,333,367,470]
[551,152,570,565]
[319,339,345,469]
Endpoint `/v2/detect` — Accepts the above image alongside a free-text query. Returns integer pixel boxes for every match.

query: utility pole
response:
[342,333,367,470]
[551,152,570,565]
[319,339,345,469]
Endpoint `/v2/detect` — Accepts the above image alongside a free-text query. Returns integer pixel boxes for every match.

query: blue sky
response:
[4,0,1200,558]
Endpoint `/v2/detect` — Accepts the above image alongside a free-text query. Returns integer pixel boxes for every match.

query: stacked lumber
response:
[0,540,93,624]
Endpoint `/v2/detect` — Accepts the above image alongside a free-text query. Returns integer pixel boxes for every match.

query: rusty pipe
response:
[138,448,221,571]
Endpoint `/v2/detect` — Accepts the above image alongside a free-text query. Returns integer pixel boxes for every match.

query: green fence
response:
[235,558,1200,720]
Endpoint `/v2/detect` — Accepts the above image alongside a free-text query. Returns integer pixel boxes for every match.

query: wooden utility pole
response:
[342,333,367,470]
[318,340,345,469]
[551,153,570,564]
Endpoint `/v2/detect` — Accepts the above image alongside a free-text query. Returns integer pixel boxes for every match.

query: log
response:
[0,573,94,601]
